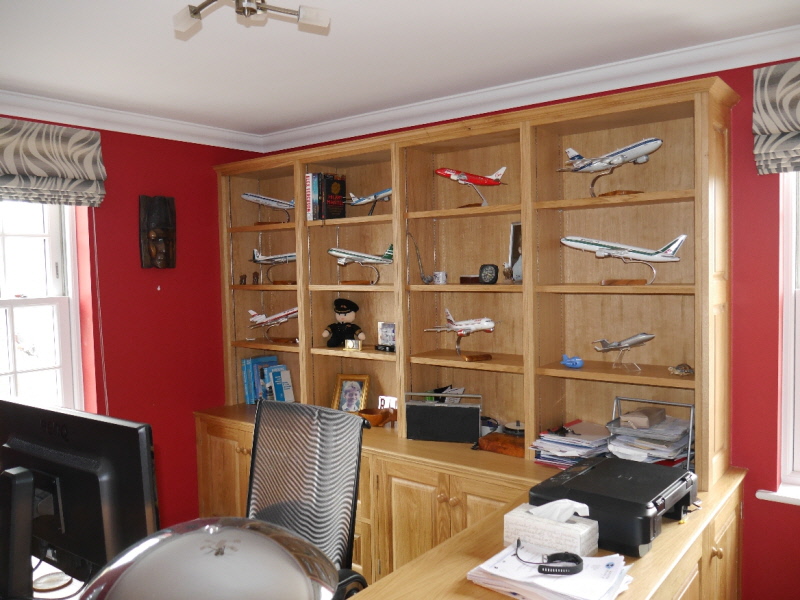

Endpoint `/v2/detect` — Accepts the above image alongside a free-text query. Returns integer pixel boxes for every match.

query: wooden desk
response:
[354,467,745,600]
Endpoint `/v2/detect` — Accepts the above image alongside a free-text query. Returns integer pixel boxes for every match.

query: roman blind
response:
[0,117,107,206]
[753,60,800,175]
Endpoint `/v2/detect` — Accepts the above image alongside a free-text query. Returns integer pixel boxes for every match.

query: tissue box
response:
[503,503,598,556]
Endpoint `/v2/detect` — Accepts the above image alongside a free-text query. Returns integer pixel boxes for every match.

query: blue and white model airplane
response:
[328,244,394,267]
[251,249,296,265]
[348,188,392,206]
[560,234,686,263]
[558,137,663,173]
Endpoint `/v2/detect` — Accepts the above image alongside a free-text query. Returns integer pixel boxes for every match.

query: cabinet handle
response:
[437,493,448,503]
[448,497,460,507]
[236,446,252,455]
[711,546,724,560]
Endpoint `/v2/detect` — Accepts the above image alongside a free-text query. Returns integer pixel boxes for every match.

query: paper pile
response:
[531,421,610,469]
[467,540,631,600]
[606,415,692,467]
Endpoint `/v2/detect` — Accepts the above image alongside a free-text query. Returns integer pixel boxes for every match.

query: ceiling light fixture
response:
[173,0,329,33]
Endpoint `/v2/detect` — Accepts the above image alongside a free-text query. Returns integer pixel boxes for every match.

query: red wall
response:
[6,56,800,597]
[80,132,256,526]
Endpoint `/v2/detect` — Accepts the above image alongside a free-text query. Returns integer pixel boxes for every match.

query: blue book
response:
[251,355,279,401]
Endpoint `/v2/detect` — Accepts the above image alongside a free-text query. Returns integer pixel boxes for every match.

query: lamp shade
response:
[79,518,338,600]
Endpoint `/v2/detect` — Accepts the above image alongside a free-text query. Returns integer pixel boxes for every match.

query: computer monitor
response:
[0,398,159,600]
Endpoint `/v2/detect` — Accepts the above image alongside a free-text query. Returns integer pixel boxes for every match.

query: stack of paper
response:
[531,421,610,469]
[606,415,691,466]
[467,541,631,600]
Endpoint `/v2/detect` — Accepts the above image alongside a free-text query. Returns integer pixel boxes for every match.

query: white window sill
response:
[756,483,800,506]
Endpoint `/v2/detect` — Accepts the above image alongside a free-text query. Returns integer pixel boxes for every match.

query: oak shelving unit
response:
[215,77,738,492]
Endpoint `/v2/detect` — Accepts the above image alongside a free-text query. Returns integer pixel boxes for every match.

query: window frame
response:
[0,203,83,410]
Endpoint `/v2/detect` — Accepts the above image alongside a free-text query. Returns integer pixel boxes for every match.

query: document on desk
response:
[467,542,631,600]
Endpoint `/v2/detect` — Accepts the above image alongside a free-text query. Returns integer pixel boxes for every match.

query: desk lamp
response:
[79,518,338,600]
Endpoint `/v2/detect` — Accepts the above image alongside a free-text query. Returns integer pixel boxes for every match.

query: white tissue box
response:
[503,503,598,556]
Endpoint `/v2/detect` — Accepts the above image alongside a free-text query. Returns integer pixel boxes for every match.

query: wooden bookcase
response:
[215,77,738,491]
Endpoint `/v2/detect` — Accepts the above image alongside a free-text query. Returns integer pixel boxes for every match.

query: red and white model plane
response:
[434,166,506,206]
[248,306,299,329]
[425,308,495,337]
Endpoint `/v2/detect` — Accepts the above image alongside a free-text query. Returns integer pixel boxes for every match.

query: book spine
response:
[280,369,295,403]
[270,367,286,402]
[242,358,253,404]
[305,172,313,221]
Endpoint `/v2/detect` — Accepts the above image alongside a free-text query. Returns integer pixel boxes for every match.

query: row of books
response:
[241,355,295,404]
[305,172,346,220]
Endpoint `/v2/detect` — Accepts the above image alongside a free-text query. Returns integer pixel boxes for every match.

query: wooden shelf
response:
[409,284,522,293]
[411,349,523,373]
[231,339,300,352]
[536,360,695,389]
[229,221,295,233]
[311,346,397,362]
[231,284,298,292]
[406,203,521,220]
[534,189,695,210]
[307,214,393,227]
[310,284,395,293]
[535,283,695,295]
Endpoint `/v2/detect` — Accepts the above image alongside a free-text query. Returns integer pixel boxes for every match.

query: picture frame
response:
[507,221,522,282]
[378,321,396,347]
[332,374,370,412]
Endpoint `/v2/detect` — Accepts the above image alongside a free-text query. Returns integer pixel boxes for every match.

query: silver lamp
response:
[173,0,329,33]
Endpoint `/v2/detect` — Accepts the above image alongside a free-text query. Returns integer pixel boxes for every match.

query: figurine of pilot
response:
[322,298,366,348]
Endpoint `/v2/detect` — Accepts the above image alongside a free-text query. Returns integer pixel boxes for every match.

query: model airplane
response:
[435,166,506,206]
[251,249,296,265]
[242,192,295,222]
[247,306,299,329]
[348,188,392,206]
[558,137,663,173]
[425,308,495,337]
[560,355,584,369]
[560,234,686,263]
[328,244,394,266]
[594,332,654,353]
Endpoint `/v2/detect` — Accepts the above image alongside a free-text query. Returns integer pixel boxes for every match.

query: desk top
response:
[354,467,745,600]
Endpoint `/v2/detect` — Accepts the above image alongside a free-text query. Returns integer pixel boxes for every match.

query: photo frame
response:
[507,221,522,282]
[332,374,370,412]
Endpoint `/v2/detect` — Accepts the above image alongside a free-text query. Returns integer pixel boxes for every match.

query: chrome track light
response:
[173,0,329,33]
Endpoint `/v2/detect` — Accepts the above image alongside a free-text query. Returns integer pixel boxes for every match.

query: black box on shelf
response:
[405,400,481,443]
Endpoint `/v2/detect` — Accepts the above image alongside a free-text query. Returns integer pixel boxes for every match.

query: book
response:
[270,366,295,403]
[320,173,346,219]
[242,355,278,404]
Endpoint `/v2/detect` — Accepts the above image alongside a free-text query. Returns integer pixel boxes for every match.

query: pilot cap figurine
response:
[322,298,366,348]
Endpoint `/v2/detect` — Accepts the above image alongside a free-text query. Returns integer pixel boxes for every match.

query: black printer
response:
[529,456,697,557]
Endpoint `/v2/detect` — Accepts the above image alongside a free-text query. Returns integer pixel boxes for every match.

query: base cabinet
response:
[702,485,742,599]
[373,457,527,579]
[195,407,255,518]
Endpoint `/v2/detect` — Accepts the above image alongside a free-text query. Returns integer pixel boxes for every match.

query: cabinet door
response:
[195,417,253,518]
[652,540,703,600]
[704,492,742,600]
[448,475,524,535]
[375,459,450,577]
[352,520,372,583]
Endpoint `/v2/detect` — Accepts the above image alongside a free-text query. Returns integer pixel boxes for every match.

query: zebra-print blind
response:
[0,117,107,206]
[753,60,800,175]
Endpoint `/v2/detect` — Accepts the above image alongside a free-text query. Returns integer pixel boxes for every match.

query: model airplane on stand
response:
[348,188,392,206]
[327,244,394,284]
[558,137,663,197]
[560,234,686,284]
[593,332,654,371]
[242,192,295,222]
[252,250,296,265]
[435,166,506,206]
[425,308,495,360]
[247,306,299,343]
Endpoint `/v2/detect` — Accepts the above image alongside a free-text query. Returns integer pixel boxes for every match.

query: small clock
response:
[479,264,499,284]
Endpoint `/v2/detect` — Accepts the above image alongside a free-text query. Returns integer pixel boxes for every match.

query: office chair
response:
[247,401,370,599]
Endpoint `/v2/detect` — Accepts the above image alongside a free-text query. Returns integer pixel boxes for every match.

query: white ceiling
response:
[1,0,799,152]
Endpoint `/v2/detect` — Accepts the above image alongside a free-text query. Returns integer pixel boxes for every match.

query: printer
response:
[529,456,697,557]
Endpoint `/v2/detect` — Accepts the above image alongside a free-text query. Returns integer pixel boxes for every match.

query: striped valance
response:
[753,60,800,175]
[0,117,107,207]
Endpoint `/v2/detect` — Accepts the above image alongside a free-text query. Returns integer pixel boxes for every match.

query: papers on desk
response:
[467,541,631,600]
[606,415,692,466]
[531,421,610,470]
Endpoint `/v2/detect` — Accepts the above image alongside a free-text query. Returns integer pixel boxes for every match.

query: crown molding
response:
[1,25,798,153]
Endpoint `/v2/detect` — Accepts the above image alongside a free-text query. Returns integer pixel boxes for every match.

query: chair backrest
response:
[247,401,366,569]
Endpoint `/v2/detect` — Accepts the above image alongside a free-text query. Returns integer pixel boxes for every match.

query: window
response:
[0,201,82,409]
[782,172,800,484]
